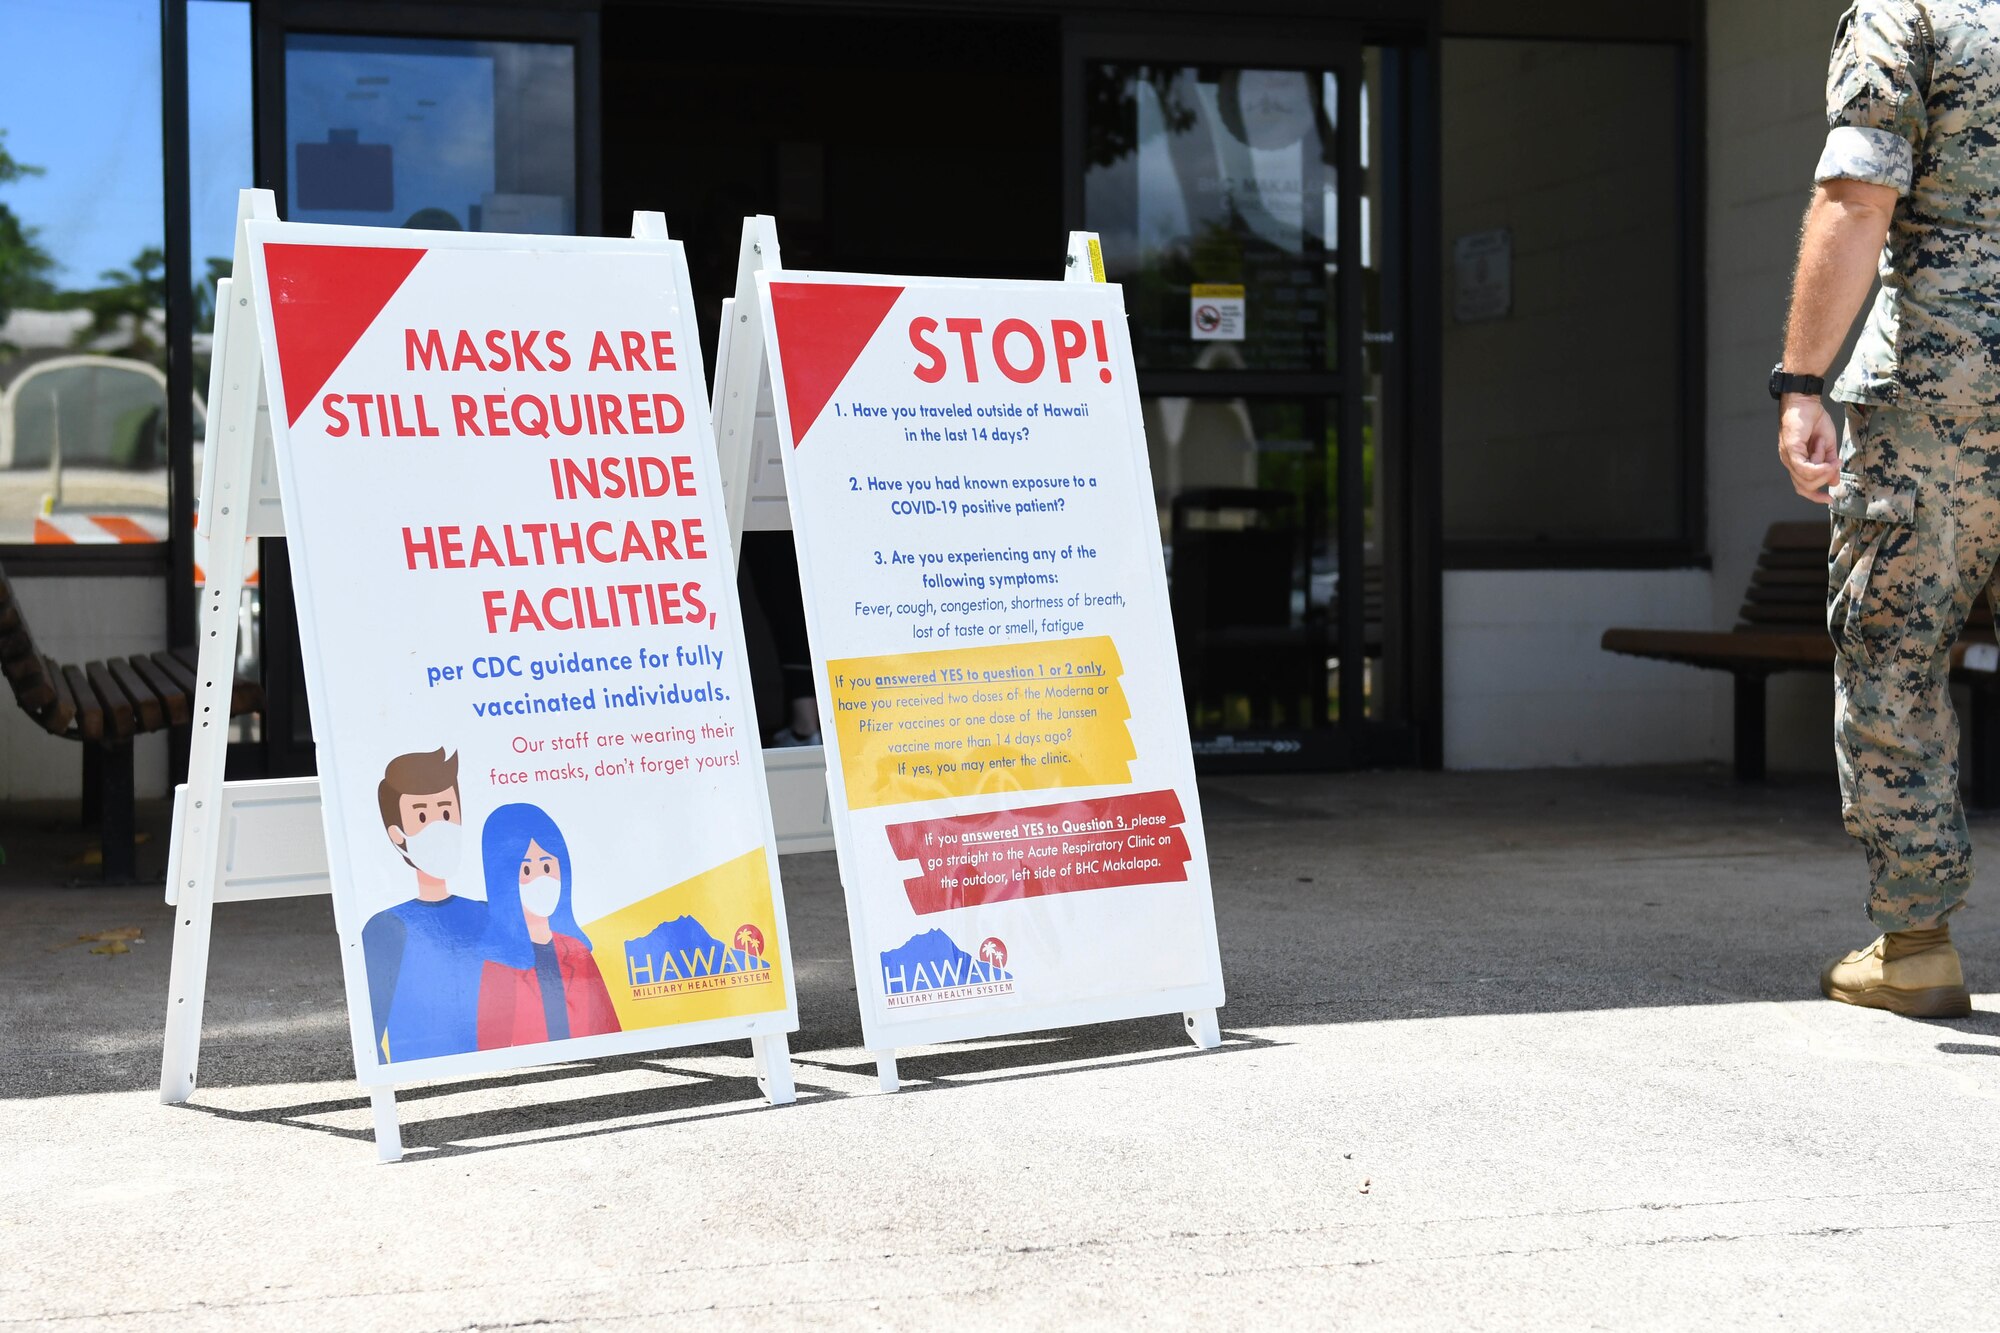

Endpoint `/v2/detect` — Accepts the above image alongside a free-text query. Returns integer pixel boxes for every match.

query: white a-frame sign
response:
[706,216,838,830]
[161,190,802,1160]
[743,226,1225,1092]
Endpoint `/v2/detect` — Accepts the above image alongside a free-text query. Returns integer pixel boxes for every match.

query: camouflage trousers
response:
[1830,402,2000,931]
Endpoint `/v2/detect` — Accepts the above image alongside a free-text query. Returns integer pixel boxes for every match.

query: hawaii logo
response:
[624,914,773,1000]
[880,929,1016,1008]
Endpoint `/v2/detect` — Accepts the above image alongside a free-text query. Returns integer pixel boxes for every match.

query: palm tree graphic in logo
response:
[734,924,766,958]
[978,937,1008,969]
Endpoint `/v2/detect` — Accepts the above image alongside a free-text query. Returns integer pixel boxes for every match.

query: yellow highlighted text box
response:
[826,636,1135,809]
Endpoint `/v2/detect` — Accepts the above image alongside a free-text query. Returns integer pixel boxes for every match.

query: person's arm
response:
[1777,179,1898,503]
[475,960,512,1050]
[560,939,623,1037]
[1781,1,1928,503]
[360,911,405,1058]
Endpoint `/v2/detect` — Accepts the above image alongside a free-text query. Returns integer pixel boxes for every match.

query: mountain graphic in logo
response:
[624,914,772,1000]
[879,928,1015,1008]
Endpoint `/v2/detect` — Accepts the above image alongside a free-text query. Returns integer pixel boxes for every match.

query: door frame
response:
[1060,16,1441,772]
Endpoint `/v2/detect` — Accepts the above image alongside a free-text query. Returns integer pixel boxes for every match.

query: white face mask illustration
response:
[520,874,562,920]
[395,818,463,879]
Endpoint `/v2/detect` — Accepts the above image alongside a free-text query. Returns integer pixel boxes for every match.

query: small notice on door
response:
[1189,283,1245,341]
[1453,229,1512,323]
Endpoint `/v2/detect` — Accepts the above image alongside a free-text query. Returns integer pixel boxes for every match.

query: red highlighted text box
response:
[885,790,1191,914]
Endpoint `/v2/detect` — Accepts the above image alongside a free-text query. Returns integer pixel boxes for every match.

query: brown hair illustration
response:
[376,748,459,831]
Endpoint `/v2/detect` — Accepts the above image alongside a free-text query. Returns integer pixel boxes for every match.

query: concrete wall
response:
[1706,0,1850,774]
[1,574,170,802]
[1437,36,1722,768]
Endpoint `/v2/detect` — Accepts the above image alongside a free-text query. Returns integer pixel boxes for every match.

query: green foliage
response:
[192,256,232,334]
[1085,64,1196,170]
[0,128,57,353]
[69,246,166,361]
[0,128,42,186]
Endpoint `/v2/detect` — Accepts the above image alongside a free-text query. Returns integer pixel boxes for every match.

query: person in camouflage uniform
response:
[1776,1,1999,1018]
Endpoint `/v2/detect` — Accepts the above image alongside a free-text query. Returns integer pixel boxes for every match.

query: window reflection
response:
[1085,64,1338,373]
[0,0,170,547]
[285,34,577,234]
[1147,396,1342,734]
[189,0,260,733]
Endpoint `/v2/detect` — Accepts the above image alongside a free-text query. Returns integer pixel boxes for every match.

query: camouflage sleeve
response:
[1817,3,1927,194]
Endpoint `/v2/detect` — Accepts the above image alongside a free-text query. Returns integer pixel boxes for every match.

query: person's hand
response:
[1777,394,1840,503]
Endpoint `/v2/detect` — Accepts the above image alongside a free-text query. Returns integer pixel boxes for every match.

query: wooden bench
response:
[1,566,263,880]
[1602,521,2000,803]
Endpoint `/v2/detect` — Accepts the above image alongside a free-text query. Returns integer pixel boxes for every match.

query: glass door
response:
[1072,35,1417,771]
[251,4,596,775]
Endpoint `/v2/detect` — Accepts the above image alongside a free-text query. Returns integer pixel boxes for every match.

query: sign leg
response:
[875,1052,899,1093]
[1182,1008,1222,1050]
[160,250,260,1105]
[370,1088,403,1163]
[750,1033,796,1106]
[159,568,248,1103]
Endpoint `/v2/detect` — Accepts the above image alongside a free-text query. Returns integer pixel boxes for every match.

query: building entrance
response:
[245,4,1425,779]
[1072,37,1420,770]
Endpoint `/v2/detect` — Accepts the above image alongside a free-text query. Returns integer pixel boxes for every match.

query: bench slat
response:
[1752,567,1823,587]
[1745,583,1820,605]
[6,660,55,712]
[1603,626,1834,668]
[160,645,261,718]
[1740,605,1823,628]
[62,663,102,742]
[0,572,48,703]
[130,653,189,726]
[84,661,135,739]
[1758,552,1825,571]
[1607,624,2000,675]
[40,654,76,736]
[108,657,165,732]
[1766,522,1829,552]
[150,648,198,697]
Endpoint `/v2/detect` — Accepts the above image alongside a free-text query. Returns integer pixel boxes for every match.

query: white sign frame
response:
[756,231,1224,1092]
[159,191,801,1161]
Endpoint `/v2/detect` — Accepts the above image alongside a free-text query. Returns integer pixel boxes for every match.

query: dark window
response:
[1086,64,1338,375]
[284,33,577,235]
[1440,39,1695,565]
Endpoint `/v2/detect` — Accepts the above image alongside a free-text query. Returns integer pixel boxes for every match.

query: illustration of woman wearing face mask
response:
[474,803,621,1050]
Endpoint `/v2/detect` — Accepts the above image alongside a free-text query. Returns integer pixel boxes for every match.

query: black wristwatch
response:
[1769,364,1826,399]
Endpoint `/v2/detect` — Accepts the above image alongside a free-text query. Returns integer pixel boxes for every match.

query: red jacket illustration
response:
[476,932,621,1049]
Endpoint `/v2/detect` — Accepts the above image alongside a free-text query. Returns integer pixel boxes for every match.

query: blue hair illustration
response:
[479,802,591,969]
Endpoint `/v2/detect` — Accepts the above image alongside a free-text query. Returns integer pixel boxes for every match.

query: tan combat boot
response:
[1820,925,1972,1018]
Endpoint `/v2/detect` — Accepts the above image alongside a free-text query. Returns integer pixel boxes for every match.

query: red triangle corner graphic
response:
[766,282,904,447]
[262,243,427,426]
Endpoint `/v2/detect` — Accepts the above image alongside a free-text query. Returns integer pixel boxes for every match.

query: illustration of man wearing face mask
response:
[360,748,489,1062]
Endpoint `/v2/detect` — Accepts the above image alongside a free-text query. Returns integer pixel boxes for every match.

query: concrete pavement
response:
[4,766,1999,1329]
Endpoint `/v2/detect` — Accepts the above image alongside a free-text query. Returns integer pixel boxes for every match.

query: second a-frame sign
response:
[754,234,1226,1089]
